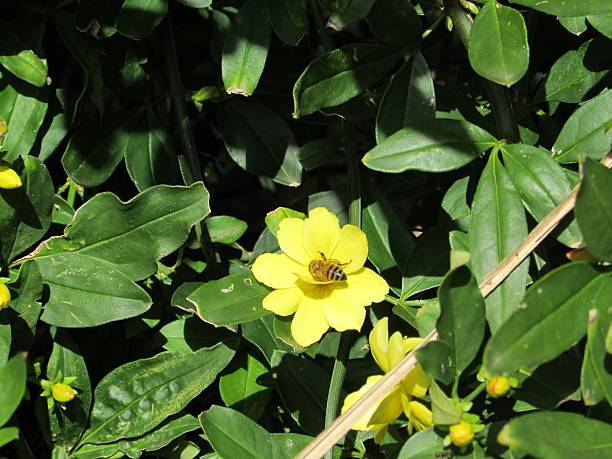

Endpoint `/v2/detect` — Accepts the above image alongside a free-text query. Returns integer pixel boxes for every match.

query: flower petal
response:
[387,331,405,369]
[346,267,389,306]
[370,317,390,373]
[290,293,329,347]
[403,337,424,353]
[262,288,302,316]
[277,218,310,265]
[341,375,384,430]
[302,207,340,259]
[252,253,300,289]
[369,385,403,426]
[406,399,433,432]
[323,285,366,332]
[331,224,368,273]
[402,365,430,399]
[0,166,22,189]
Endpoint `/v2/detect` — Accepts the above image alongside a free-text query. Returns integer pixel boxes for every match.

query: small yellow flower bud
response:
[51,383,76,403]
[0,283,10,309]
[0,166,22,189]
[487,376,511,398]
[0,118,7,137]
[449,421,474,447]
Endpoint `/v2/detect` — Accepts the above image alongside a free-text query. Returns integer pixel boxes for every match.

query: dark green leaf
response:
[468,3,529,87]
[292,44,402,118]
[581,305,612,406]
[0,155,54,264]
[218,100,302,187]
[469,152,528,332]
[482,263,610,377]
[363,119,496,173]
[79,342,236,446]
[7,262,42,349]
[206,216,248,245]
[367,0,421,46]
[156,318,231,352]
[552,89,612,163]
[588,14,612,39]
[115,0,167,40]
[575,158,612,261]
[498,411,612,459]
[241,316,295,364]
[0,353,26,427]
[376,51,435,144]
[222,0,271,96]
[502,143,581,247]
[396,428,445,459]
[270,0,308,46]
[0,48,47,87]
[509,0,612,17]
[327,0,375,30]
[297,138,338,171]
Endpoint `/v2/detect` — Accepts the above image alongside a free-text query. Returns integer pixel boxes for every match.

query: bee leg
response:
[319,251,327,260]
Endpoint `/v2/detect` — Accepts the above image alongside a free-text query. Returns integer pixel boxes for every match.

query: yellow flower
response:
[341,318,433,441]
[486,376,511,398]
[252,207,389,347]
[51,383,76,403]
[449,420,474,446]
[0,165,22,189]
[0,283,10,309]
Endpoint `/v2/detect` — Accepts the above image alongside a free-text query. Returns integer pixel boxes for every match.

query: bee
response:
[308,252,349,282]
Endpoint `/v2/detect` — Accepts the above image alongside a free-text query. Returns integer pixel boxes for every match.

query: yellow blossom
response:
[51,383,76,403]
[449,420,474,446]
[0,165,22,189]
[341,318,433,441]
[252,207,389,347]
[0,283,10,309]
[486,376,511,398]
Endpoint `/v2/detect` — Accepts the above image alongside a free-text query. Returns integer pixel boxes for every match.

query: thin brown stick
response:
[295,152,612,459]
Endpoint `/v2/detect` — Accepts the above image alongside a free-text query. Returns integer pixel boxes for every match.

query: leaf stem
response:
[463,382,486,403]
[444,0,520,142]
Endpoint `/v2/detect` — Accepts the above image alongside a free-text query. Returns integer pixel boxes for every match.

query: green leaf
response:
[241,316,295,364]
[218,100,302,187]
[482,263,610,377]
[124,110,179,191]
[588,14,612,39]
[176,0,212,7]
[219,352,272,420]
[367,0,421,46]
[0,49,47,88]
[327,0,375,30]
[199,405,286,459]
[0,353,26,427]
[509,0,612,17]
[38,253,152,328]
[376,51,435,144]
[188,273,270,327]
[269,0,308,46]
[264,207,306,236]
[552,89,612,163]
[115,0,167,40]
[575,158,612,261]
[0,314,10,367]
[396,428,445,459]
[362,187,415,291]
[437,266,485,380]
[498,412,612,459]
[581,306,612,406]
[543,38,611,103]
[469,152,528,333]
[558,16,587,35]
[222,0,271,96]
[468,3,529,87]
[0,155,54,264]
[28,182,210,281]
[0,426,19,448]
[205,216,248,245]
[156,318,231,352]
[79,342,236,446]
[73,413,200,459]
[62,109,143,187]
[502,144,581,247]
[6,262,42,351]
[47,330,92,449]
[272,352,328,435]
[363,119,496,173]
[292,44,402,118]
[428,380,462,425]
[402,226,450,299]
[0,70,48,161]
[297,138,338,171]
[51,196,75,226]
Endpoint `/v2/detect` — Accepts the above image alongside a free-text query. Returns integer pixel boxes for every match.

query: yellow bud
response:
[487,376,511,398]
[449,421,474,447]
[51,383,76,403]
[0,283,10,309]
[0,166,22,189]
[0,118,7,137]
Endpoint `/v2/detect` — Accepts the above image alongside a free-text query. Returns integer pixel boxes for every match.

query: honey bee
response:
[308,252,349,282]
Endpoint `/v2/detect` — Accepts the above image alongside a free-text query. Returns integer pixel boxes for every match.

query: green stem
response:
[323,120,360,459]
[66,179,77,208]
[463,382,486,403]
[422,13,445,40]
[444,0,520,142]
